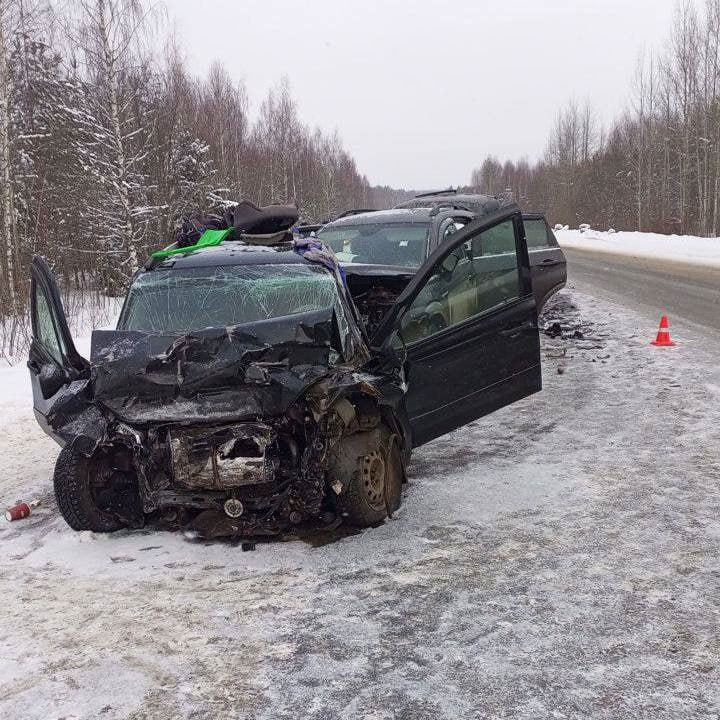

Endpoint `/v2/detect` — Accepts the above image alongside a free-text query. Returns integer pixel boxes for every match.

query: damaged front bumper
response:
[97,410,331,537]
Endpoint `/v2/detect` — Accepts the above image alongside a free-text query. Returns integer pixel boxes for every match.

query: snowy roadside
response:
[0,295,121,367]
[0,315,119,512]
[556,228,720,267]
[1,289,719,719]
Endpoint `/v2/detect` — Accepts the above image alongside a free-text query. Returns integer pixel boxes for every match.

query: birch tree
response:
[0,0,18,311]
[68,0,159,291]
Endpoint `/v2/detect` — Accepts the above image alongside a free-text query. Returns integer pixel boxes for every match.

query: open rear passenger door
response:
[372,205,541,448]
[28,257,89,443]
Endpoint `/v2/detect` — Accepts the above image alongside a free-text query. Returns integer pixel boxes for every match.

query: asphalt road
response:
[564,248,720,337]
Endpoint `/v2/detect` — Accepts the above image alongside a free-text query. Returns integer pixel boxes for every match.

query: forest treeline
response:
[471,0,720,237]
[0,0,411,355]
[4,0,718,358]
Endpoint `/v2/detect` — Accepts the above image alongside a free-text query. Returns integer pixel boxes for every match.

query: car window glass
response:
[120,264,347,336]
[525,219,550,249]
[399,219,520,344]
[318,223,428,268]
[35,284,64,364]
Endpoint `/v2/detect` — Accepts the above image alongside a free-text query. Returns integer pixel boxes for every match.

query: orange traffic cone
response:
[651,314,676,347]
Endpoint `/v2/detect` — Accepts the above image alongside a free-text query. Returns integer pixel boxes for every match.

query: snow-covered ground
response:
[556,228,720,267]
[1,290,719,719]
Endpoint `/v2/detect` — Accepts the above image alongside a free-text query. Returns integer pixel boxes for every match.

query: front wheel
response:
[331,426,405,528]
[54,444,130,532]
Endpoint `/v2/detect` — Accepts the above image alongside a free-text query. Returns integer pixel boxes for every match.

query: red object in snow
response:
[651,314,676,347]
[5,503,31,522]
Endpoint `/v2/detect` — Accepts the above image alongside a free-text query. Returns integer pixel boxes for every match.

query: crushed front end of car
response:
[48,304,406,538]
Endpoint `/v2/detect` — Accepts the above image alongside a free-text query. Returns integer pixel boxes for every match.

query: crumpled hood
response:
[90,309,341,425]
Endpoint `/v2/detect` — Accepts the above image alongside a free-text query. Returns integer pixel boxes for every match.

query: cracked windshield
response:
[120,264,341,334]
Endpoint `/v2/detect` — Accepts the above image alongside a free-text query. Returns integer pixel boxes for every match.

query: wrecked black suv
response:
[28,202,542,538]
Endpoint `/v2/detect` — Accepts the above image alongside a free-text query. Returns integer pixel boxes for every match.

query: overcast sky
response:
[165,0,678,190]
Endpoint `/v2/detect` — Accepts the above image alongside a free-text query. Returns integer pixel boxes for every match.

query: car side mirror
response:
[38,363,67,399]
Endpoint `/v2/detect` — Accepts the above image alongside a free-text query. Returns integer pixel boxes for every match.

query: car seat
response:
[352,232,401,265]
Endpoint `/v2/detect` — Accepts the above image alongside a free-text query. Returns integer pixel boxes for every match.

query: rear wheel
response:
[331,426,405,528]
[54,444,130,532]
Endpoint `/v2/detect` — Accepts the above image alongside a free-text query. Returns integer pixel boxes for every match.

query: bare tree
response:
[470,0,720,237]
[67,0,161,289]
[0,0,17,311]
[0,0,413,357]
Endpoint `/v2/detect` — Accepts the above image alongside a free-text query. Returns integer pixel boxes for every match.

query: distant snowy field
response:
[556,228,720,267]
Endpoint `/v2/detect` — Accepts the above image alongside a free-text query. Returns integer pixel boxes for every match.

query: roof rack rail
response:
[429,202,473,216]
[414,187,456,199]
[334,208,377,220]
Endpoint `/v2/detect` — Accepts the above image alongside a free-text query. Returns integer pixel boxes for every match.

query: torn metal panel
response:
[45,379,107,453]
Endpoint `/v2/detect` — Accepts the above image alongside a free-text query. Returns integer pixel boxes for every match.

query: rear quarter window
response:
[524,218,555,249]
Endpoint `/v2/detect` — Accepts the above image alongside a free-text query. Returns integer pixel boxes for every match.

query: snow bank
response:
[556,228,720,267]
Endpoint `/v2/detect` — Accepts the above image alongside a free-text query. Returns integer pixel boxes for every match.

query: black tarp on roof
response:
[176,201,299,247]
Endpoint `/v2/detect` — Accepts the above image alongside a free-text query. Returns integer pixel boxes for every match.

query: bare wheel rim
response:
[360,450,386,512]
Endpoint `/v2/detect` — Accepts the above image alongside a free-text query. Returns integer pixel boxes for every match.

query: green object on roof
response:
[151,228,233,261]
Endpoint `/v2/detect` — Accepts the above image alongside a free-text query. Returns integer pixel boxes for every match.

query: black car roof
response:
[321,208,434,228]
[145,243,313,271]
[395,193,501,214]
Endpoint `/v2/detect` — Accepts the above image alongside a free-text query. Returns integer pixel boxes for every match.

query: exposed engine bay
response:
[88,387,399,539]
[344,271,412,337]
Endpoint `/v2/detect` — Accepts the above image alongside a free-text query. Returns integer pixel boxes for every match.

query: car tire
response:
[383,434,404,515]
[53,444,127,532]
[332,426,404,528]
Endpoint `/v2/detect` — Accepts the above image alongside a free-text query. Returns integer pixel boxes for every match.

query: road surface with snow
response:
[1,272,719,718]
[565,248,720,336]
